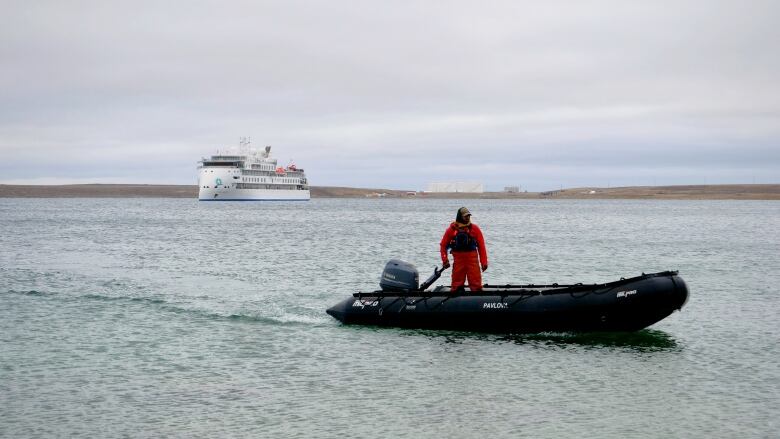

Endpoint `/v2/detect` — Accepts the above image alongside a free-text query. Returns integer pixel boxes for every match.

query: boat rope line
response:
[353,271,678,299]
[429,295,455,310]
[356,274,663,314]
[668,275,684,309]
[505,292,537,308]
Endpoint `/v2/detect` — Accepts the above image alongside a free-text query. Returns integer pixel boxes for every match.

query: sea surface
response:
[1,198,778,438]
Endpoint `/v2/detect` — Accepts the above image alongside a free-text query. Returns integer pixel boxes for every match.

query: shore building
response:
[426,182,484,193]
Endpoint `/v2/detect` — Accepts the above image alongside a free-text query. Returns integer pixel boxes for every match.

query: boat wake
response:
[3,288,331,327]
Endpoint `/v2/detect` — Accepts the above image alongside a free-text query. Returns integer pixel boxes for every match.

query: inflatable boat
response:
[326,260,688,332]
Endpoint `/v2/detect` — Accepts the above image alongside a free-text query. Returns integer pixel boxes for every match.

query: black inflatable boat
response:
[326,260,688,332]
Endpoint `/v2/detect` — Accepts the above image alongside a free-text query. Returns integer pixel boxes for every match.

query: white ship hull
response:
[198,140,310,201]
[199,187,310,201]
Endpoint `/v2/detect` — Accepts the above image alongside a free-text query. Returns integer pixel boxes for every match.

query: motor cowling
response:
[380,259,419,292]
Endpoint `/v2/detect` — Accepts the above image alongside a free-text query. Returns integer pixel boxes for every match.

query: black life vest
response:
[450,226,478,251]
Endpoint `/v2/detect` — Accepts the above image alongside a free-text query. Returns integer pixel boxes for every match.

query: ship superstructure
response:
[198,138,310,201]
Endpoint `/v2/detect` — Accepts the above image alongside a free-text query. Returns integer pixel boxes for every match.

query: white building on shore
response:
[426,181,484,193]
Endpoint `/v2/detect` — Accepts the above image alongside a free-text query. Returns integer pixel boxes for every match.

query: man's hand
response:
[481,264,488,272]
[442,260,450,269]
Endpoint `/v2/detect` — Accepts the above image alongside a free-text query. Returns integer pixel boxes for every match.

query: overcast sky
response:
[1,0,778,191]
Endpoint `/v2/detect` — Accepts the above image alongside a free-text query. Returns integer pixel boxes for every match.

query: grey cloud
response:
[1,0,778,189]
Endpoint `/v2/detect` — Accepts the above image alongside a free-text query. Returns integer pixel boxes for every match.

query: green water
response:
[1,198,778,437]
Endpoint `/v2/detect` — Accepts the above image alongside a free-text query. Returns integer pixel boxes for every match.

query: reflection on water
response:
[397,327,679,352]
[511,329,680,351]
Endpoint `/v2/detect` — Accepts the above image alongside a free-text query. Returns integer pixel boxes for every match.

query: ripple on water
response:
[1,198,779,438]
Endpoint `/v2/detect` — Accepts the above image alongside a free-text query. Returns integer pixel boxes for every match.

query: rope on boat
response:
[353,271,678,299]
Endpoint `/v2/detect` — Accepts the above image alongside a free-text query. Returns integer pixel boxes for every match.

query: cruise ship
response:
[198,138,310,201]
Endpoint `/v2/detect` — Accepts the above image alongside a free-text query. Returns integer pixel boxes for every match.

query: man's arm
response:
[473,224,488,269]
[440,226,454,266]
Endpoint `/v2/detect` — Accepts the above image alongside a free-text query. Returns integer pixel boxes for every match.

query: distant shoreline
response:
[1,184,779,200]
[0,184,780,200]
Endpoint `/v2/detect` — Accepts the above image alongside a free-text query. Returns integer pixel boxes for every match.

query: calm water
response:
[1,198,778,438]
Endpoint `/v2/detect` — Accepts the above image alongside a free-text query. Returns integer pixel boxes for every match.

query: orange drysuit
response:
[440,222,488,292]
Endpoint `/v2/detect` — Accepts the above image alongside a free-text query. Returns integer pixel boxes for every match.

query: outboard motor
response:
[380,259,419,292]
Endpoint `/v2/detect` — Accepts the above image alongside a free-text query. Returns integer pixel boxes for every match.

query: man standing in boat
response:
[440,207,488,292]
